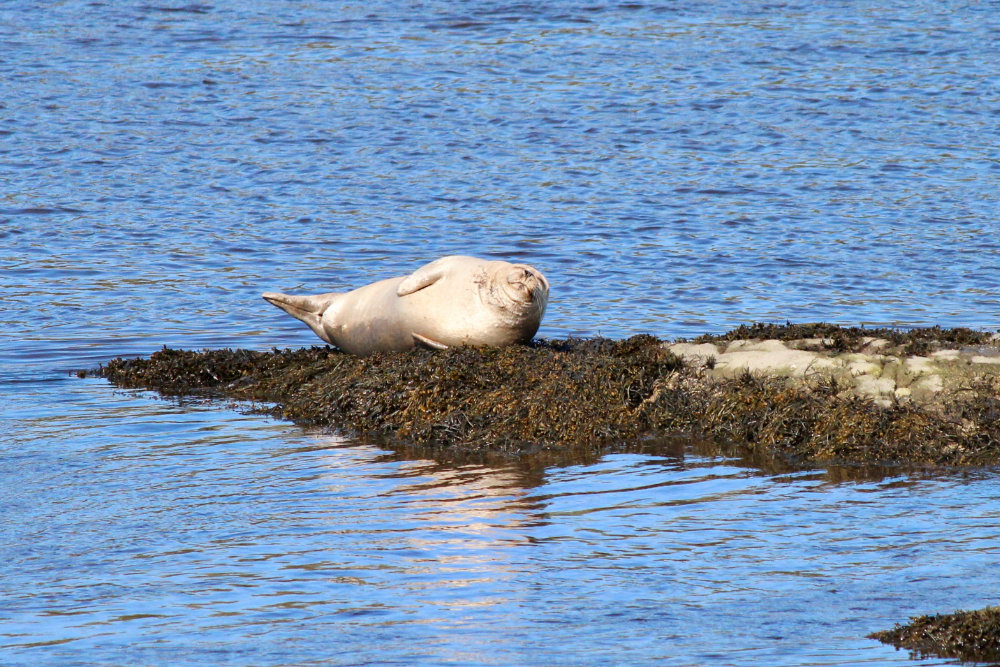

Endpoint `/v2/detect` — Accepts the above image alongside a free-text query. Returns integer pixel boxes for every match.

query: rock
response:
[667,330,1000,410]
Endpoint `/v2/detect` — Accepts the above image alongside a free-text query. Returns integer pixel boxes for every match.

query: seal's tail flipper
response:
[262,291,340,344]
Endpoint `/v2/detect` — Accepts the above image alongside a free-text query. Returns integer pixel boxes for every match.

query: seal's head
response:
[481,261,549,335]
[501,264,549,308]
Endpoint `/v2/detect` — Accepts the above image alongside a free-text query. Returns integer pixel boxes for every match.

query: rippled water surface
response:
[4,1,1000,664]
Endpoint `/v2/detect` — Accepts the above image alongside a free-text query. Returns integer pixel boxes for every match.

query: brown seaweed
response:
[870,607,1000,663]
[95,328,1000,467]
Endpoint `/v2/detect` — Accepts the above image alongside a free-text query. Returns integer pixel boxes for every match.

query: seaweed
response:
[870,607,1000,663]
[95,327,1000,467]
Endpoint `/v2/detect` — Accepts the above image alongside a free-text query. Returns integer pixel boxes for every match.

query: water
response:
[3,1,1000,664]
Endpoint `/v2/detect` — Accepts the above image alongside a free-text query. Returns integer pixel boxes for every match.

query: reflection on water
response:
[4,379,998,665]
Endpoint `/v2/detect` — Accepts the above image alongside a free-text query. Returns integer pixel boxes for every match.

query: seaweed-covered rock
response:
[870,607,1000,662]
[95,326,1000,466]
[102,337,685,458]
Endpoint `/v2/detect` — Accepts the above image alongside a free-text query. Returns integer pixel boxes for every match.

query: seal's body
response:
[263,255,549,355]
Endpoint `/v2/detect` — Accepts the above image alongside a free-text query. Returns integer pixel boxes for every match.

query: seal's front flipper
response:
[412,333,449,350]
[262,291,340,344]
[396,257,456,296]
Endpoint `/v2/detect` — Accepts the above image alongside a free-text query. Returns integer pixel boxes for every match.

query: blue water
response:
[4,1,1000,664]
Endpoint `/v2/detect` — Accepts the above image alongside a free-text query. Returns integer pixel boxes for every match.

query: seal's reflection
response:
[307,435,551,609]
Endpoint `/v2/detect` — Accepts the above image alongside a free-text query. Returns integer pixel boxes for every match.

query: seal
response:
[262,255,549,355]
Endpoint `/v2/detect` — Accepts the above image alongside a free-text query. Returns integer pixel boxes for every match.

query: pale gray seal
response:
[262,255,549,355]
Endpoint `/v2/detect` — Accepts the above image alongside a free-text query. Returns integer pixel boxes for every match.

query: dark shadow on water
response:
[688,435,1000,485]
